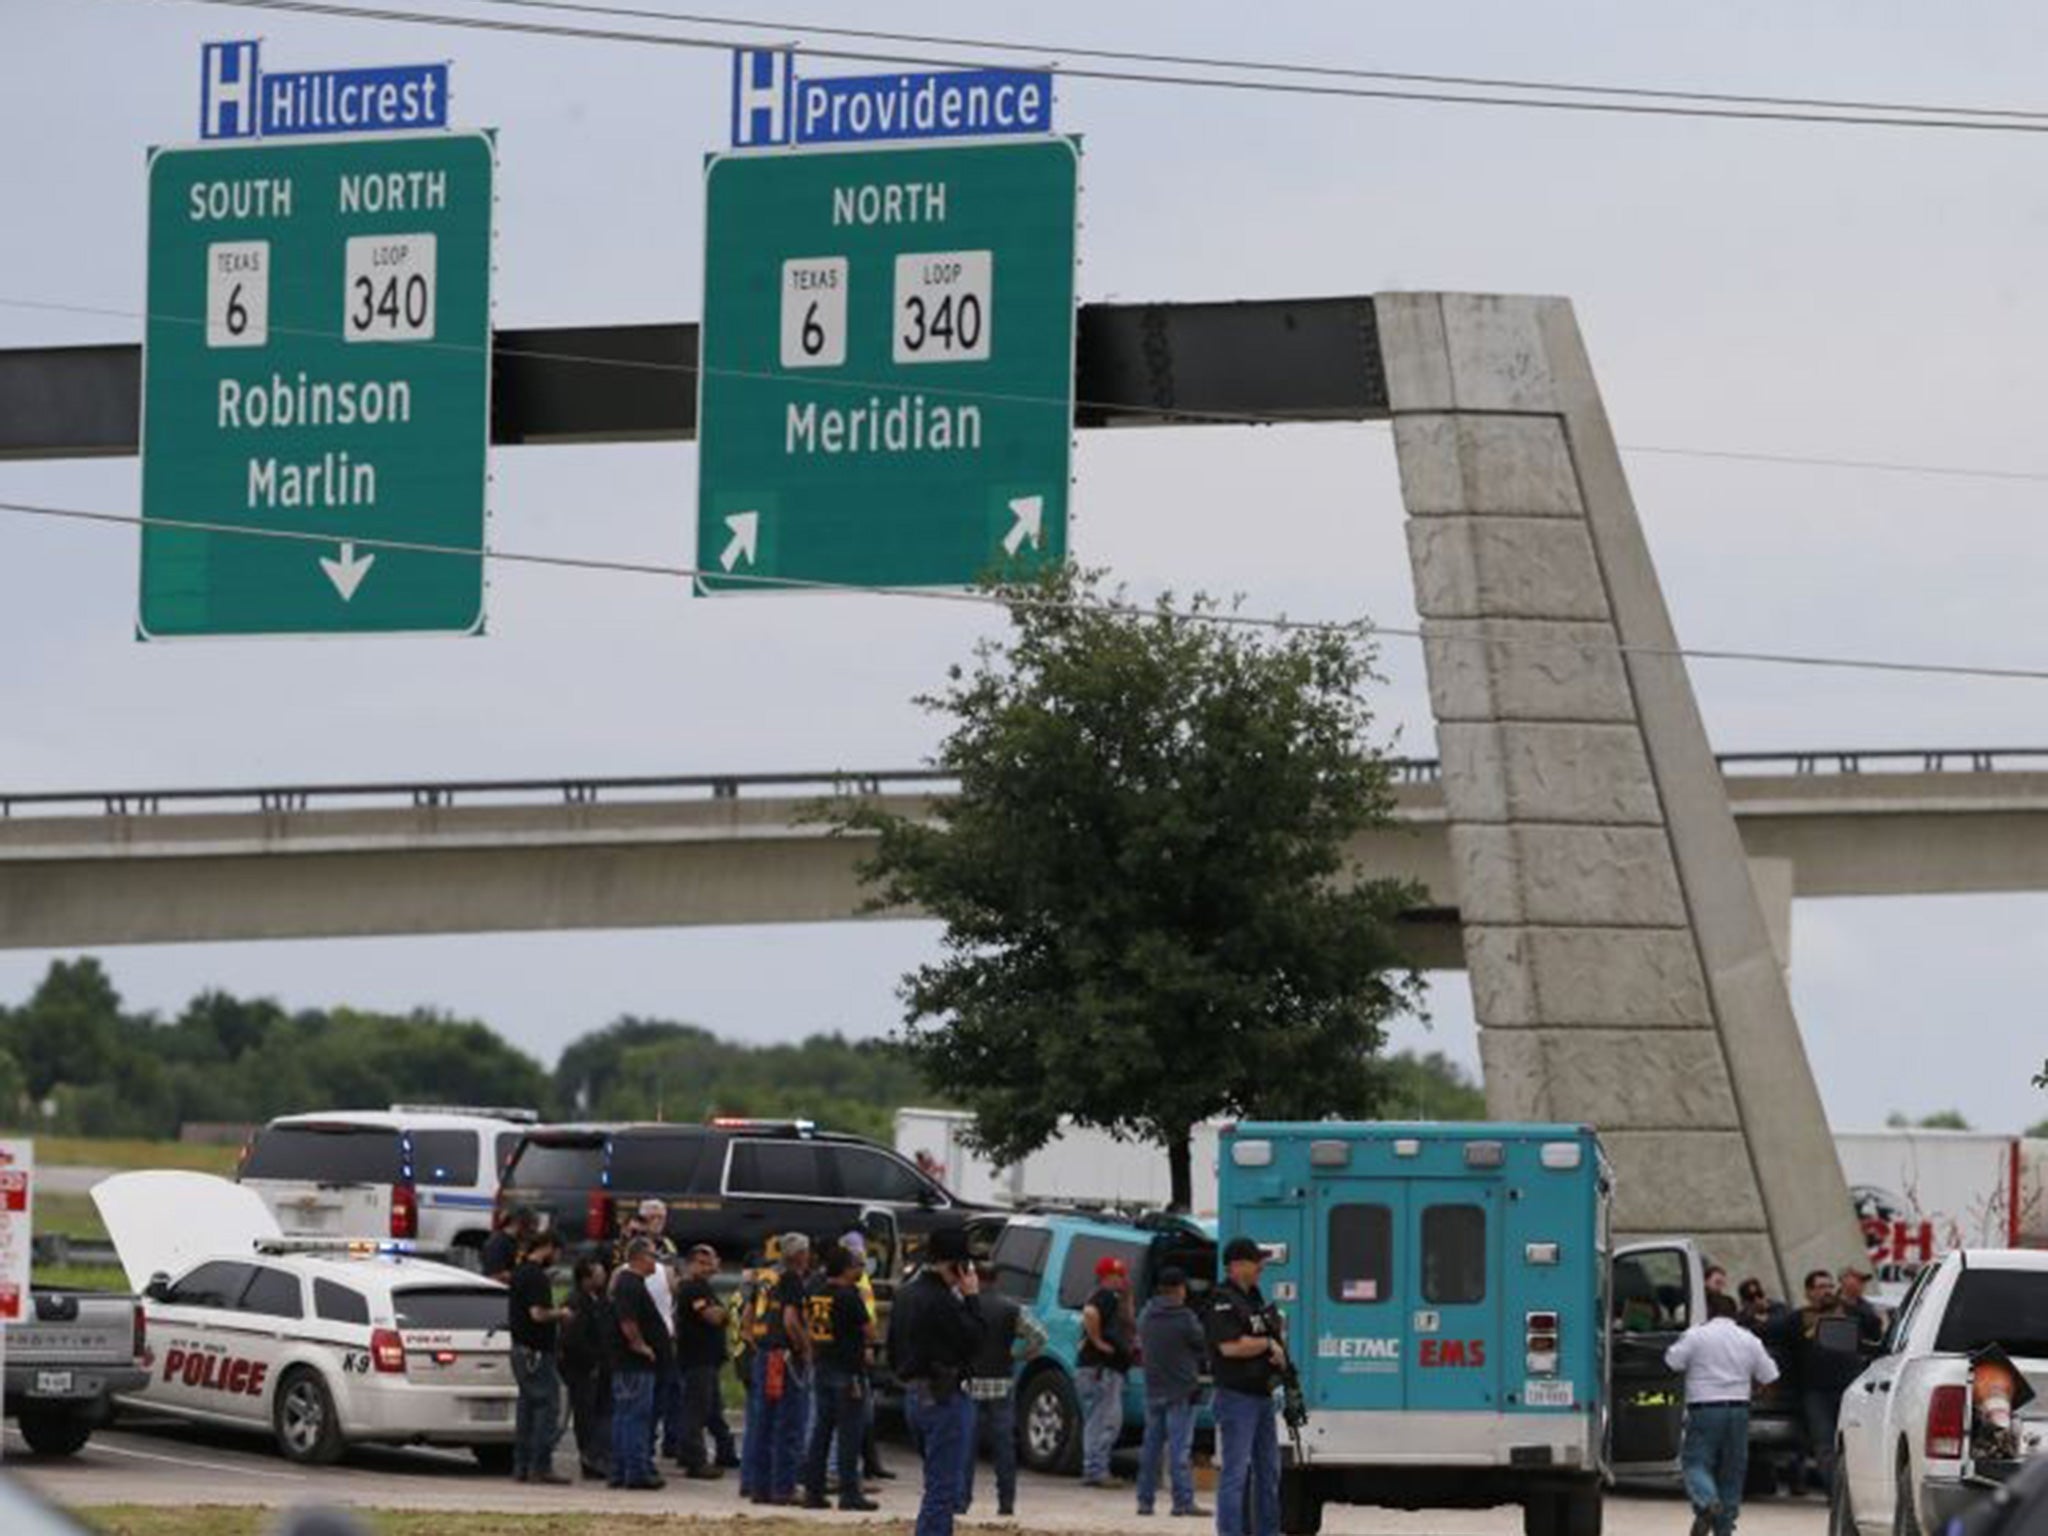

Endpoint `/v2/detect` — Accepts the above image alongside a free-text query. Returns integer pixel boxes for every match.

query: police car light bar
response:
[387,1103,541,1124]
[709,1117,816,1135]
[254,1237,419,1257]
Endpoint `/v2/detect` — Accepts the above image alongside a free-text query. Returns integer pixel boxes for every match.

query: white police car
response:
[94,1172,517,1467]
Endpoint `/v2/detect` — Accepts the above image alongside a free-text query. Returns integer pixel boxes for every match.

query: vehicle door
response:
[148,1260,258,1414]
[409,1129,488,1249]
[1608,1239,1701,1479]
[835,1145,943,1261]
[1306,1177,1405,1413]
[219,1264,306,1425]
[1840,1263,1929,1515]
[1407,1185,1502,1412]
[723,1139,832,1251]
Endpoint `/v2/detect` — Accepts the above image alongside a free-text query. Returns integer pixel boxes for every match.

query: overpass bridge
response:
[3,747,2043,967]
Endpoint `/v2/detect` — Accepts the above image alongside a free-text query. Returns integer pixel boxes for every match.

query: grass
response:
[38,1191,108,1241]
[77,1513,952,1536]
[29,1263,129,1292]
[33,1136,240,1174]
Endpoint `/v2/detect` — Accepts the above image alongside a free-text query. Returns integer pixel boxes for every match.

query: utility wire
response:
[8,495,2048,684]
[8,295,2048,488]
[148,0,2048,136]
[445,0,2048,125]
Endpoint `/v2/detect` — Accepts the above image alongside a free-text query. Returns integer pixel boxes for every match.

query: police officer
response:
[888,1226,985,1536]
[1206,1237,1284,1536]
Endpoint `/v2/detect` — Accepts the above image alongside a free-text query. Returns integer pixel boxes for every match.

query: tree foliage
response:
[829,568,1424,1207]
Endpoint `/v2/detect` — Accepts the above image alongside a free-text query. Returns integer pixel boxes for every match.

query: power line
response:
[446,0,2048,125]
[9,294,2048,488]
[7,495,2048,684]
[147,0,2048,136]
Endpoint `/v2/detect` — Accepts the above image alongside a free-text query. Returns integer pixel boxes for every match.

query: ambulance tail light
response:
[1526,1310,1560,1375]
[370,1328,408,1374]
[1926,1384,1968,1461]
[585,1191,613,1241]
[389,1183,419,1241]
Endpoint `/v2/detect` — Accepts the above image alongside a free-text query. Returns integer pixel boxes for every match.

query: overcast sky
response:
[3,0,2045,1134]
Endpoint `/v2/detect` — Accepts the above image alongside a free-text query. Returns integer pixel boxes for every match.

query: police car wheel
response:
[16,1408,93,1457]
[1018,1371,1081,1476]
[273,1368,346,1465]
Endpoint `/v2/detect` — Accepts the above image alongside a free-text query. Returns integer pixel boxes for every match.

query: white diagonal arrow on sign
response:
[721,511,759,573]
[318,542,375,602]
[1002,495,1044,557]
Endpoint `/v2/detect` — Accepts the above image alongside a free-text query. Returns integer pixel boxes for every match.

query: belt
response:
[1690,1399,1750,1408]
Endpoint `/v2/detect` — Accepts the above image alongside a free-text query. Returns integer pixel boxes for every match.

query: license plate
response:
[469,1399,512,1422]
[1524,1379,1574,1407]
[34,1371,74,1395]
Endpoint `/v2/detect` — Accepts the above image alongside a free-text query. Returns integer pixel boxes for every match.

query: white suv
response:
[238,1106,537,1261]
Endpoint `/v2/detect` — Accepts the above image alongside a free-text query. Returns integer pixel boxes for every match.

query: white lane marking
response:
[5,1426,309,1483]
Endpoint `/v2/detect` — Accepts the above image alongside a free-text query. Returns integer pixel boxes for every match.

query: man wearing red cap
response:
[1078,1253,1135,1487]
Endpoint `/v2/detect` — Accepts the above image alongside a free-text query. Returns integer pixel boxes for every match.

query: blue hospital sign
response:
[731,48,795,147]
[201,40,261,139]
[728,48,1053,148]
[198,40,451,140]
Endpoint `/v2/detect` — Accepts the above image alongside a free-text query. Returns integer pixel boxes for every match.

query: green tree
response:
[1380,1051,1488,1120]
[828,569,1423,1210]
[1888,1109,1972,1131]
[5,958,129,1101]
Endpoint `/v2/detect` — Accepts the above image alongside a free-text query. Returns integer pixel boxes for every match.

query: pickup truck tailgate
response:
[10,1292,136,1363]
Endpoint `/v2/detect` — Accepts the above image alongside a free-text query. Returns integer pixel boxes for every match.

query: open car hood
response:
[92,1171,282,1293]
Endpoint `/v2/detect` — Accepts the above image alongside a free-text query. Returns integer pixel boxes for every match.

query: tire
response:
[1563,1484,1603,1536]
[17,1408,93,1457]
[1830,1459,1860,1536]
[273,1367,346,1465]
[1892,1456,1923,1536]
[1280,1466,1323,1536]
[472,1443,516,1475]
[1017,1369,1082,1476]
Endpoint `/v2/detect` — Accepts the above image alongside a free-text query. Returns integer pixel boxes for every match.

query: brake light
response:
[1526,1310,1560,1375]
[585,1191,613,1241]
[390,1183,418,1240]
[370,1328,407,1374]
[132,1303,148,1365]
[1927,1383,1968,1461]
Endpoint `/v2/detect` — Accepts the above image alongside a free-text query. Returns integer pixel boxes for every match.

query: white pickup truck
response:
[1834,1249,2048,1536]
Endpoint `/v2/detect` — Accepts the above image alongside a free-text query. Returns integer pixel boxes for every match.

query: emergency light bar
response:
[388,1104,541,1123]
[254,1237,420,1258]
[708,1117,817,1135]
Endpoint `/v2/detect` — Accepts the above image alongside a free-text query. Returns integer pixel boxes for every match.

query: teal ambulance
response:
[1220,1121,1708,1536]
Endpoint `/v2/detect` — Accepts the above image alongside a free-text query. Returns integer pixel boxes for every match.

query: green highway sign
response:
[697,137,1078,593]
[139,132,493,638]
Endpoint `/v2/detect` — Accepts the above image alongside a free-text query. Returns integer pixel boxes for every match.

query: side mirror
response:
[144,1273,172,1303]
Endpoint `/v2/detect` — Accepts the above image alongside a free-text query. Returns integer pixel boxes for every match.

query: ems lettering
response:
[1419,1339,1488,1368]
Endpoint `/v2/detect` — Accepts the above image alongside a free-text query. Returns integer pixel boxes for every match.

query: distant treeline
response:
[0,958,1483,1142]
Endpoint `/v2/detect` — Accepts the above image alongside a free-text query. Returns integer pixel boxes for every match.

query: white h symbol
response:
[731,49,791,147]
[201,40,261,139]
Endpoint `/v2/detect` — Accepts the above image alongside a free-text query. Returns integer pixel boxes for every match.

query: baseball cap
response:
[1095,1255,1128,1280]
[1223,1237,1268,1265]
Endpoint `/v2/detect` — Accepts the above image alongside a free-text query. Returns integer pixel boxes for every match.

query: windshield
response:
[393,1286,510,1333]
[1934,1269,2048,1359]
[504,1138,605,1189]
[242,1125,403,1183]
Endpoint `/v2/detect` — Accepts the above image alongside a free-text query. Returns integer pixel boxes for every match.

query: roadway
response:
[9,1413,1825,1534]
[2,750,2044,965]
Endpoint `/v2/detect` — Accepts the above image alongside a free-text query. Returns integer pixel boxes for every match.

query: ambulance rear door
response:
[1404,1182,1502,1412]
[1307,1177,1406,1412]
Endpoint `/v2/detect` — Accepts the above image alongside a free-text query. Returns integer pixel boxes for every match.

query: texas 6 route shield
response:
[697,137,1078,593]
[139,133,493,637]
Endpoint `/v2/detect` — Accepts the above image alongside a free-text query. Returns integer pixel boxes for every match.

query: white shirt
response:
[644,1257,676,1330]
[1665,1316,1780,1405]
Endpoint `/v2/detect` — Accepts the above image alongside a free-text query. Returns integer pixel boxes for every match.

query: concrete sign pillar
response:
[1377,293,1865,1293]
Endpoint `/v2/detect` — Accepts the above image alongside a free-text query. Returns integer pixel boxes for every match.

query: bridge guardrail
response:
[4,749,2045,820]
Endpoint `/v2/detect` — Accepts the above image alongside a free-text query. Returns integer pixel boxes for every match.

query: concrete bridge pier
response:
[1378,293,1865,1294]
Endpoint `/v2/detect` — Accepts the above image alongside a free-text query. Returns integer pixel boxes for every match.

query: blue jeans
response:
[909,1384,975,1536]
[804,1366,866,1505]
[609,1369,657,1486]
[511,1344,561,1478]
[750,1348,811,1499]
[960,1390,1018,1513]
[1683,1403,1750,1536]
[1075,1365,1125,1481]
[739,1353,764,1496]
[1214,1386,1280,1536]
[1139,1398,1199,1514]
[654,1359,683,1459]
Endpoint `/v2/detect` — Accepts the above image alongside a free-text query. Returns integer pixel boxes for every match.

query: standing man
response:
[1838,1268,1886,1356]
[1137,1266,1209,1518]
[607,1236,671,1491]
[751,1231,814,1505]
[1794,1268,1860,1495]
[1207,1237,1284,1536]
[802,1241,881,1512]
[1666,1291,1781,1536]
[670,1243,729,1479]
[481,1206,535,1284]
[1077,1253,1135,1488]
[961,1258,1047,1518]
[890,1225,986,1536]
[508,1227,572,1484]
[558,1253,615,1482]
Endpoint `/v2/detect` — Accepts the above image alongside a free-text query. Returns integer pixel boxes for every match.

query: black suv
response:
[496,1119,980,1276]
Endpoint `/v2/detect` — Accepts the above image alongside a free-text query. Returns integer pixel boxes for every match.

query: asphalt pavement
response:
[10,1413,1831,1535]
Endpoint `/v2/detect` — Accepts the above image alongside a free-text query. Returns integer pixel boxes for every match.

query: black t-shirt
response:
[1079,1287,1131,1370]
[762,1268,808,1351]
[673,1275,726,1368]
[509,1260,558,1351]
[806,1280,870,1376]
[479,1230,518,1280]
[1206,1281,1276,1395]
[610,1267,674,1373]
